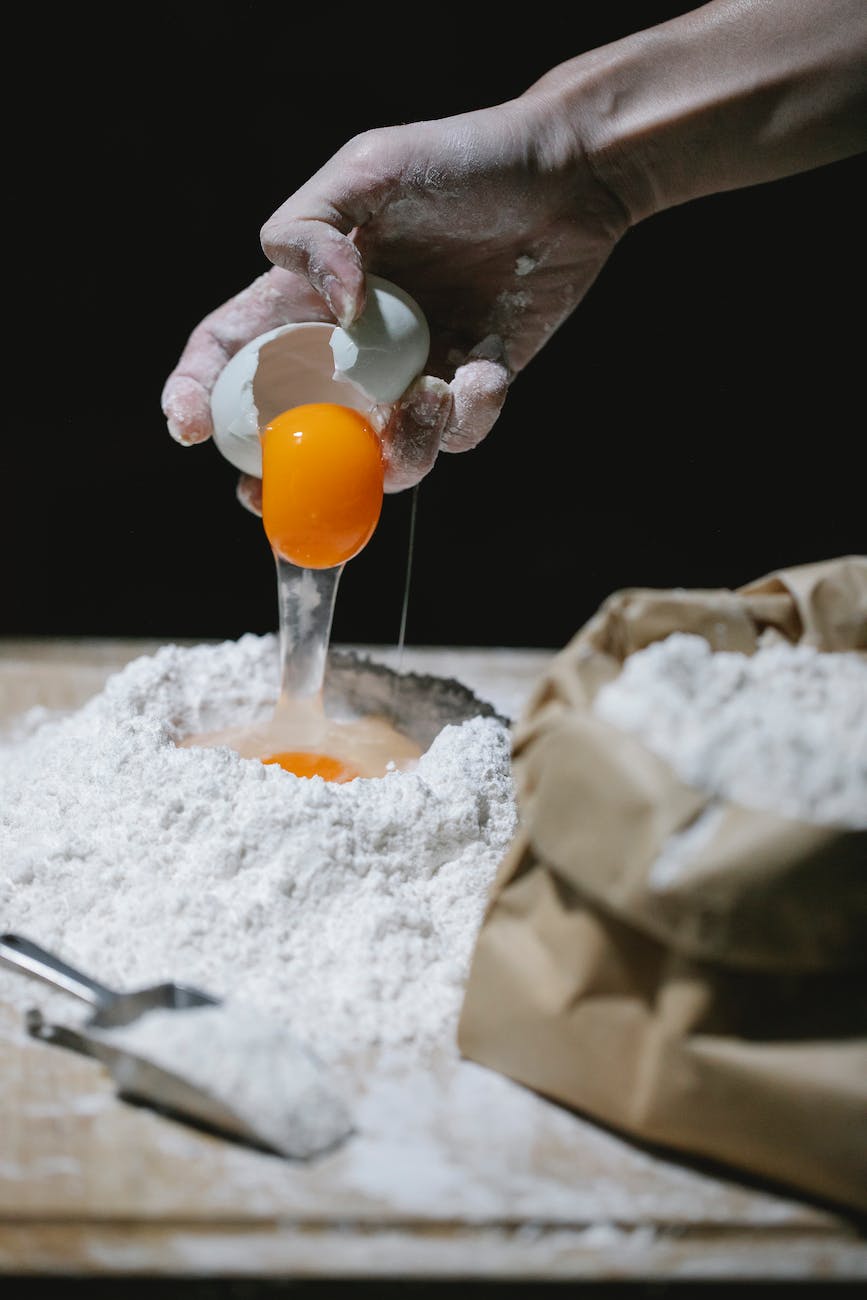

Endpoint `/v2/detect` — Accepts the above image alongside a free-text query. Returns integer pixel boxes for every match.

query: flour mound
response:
[593,633,867,827]
[0,637,517,1063]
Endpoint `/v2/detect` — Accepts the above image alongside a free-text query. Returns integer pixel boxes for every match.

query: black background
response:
[7,2,865,651]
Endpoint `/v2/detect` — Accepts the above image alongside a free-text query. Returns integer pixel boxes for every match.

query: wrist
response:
[520,35,662,229]
[522,0,867,228]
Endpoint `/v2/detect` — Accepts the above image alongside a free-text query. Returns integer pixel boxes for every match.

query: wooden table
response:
[1,638,865,1288]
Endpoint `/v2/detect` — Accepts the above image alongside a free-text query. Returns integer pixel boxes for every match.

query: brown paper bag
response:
[458,555,867,1213]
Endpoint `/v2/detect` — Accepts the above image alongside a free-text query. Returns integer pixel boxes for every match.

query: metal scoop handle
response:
[0,932,116,1010]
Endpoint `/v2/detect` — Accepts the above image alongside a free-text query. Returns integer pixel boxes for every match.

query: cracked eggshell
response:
[330,275,430,404]
[210,276,429,477]
[210,322,372,478]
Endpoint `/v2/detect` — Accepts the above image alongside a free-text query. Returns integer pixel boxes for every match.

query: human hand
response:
[164,0,866,506]
[259,93,629,490]
[162,89,628,505]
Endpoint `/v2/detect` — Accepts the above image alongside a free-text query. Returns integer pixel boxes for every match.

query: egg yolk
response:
[261,751,360,782]
[261,403,384,569]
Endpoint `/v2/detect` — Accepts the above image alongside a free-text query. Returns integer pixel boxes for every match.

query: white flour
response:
[0,635,517,1069]
[92,1002,354,1159]
[592,633,867,828]
[3,631,865,1226]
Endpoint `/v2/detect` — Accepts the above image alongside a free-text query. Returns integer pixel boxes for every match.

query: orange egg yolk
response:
[261,403,384,569]
[261,751,360,782]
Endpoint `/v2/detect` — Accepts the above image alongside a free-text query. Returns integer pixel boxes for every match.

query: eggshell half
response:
[211,323,371,478]
[210,277,430,477]
[330,275,430,404]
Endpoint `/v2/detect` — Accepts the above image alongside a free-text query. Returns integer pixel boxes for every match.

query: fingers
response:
[161,371,215,447]
[162,316,244,447]
[162,268,333,447]
[440,339,510,454]
[237,474,262,516]
[260,131,402,327]
[380,376,453,493]
[381,337,511,491]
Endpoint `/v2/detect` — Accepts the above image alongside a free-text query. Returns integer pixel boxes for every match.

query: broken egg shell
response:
[210,277,430,478]
[330,275,430,405]
[211,323,372,478]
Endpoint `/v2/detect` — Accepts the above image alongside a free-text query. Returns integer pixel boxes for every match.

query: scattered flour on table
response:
[0,635,517,1067]
[92,1002,353,1159]
[592,633,867,828]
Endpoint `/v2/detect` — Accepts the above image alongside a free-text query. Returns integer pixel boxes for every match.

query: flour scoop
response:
[0,932,353,1159]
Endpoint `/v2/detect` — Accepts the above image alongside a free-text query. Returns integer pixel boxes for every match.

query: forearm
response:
[526,0,867,224]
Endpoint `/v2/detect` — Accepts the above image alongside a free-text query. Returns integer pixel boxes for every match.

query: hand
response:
[162,91,629,503]
[163,0,865,506]
[259,95,629,490]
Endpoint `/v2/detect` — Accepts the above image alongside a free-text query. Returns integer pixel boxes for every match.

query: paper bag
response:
[458,555,867,1213]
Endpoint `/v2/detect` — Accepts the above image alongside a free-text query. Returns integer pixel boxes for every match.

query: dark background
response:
[8,2,865,651]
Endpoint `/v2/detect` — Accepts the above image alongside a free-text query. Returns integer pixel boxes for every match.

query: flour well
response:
[0,636,517,1066]
[592,633,867,827]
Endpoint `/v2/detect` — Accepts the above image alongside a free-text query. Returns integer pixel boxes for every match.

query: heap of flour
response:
[0,635,517,1065]
[593,632,867,828]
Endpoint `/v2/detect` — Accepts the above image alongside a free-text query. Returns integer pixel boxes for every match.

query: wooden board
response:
[1,638,865,1282]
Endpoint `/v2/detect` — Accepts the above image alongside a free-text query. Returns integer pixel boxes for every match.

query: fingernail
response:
[166,415,199,446]
[322,275,357,329]
[396,376,453,438]
[236,474,262,516]
[405,374,451,419]
[469,334,508,366]
[367,403,389,433]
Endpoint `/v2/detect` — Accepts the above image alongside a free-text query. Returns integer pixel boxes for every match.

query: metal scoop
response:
[0,932,219,1026]
[0,932,353,1159]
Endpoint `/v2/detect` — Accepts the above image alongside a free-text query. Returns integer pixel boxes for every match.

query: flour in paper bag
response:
[593,633,867,827]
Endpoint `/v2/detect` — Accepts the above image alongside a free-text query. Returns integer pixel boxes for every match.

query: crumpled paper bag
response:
[458,555,867,1213]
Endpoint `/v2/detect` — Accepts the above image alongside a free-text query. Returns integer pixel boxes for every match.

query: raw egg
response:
[181,703,422,781]
[183,399,420,780]
[189,277,430,784]
[209,275,430,479]
[261,403,384,570]
[261,751,360,782]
